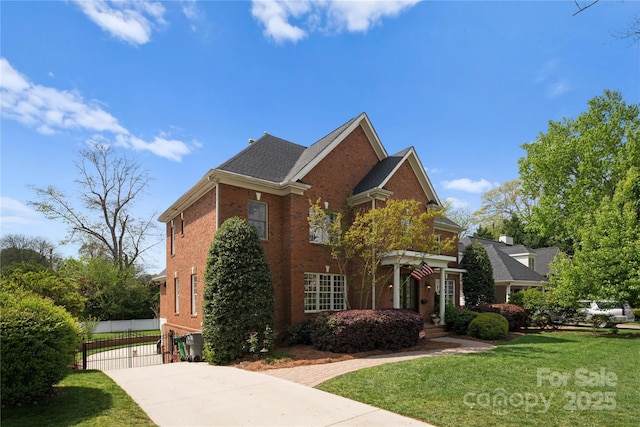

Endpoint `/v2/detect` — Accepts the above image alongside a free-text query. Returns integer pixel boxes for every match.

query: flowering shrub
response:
[474,303,525,331]
[311,309,423,353]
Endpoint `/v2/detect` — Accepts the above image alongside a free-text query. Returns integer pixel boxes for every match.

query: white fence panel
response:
[90,319,160,333]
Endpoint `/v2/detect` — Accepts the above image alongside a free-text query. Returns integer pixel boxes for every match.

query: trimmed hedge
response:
[467,312,509,340]
[203,217,275,365]
[311,309,423,353]
[475,303,526,331]
[1,289,81,405]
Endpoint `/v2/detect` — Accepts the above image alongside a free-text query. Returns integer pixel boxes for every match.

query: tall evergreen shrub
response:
[202,217,274,365]
[461,242,495,307]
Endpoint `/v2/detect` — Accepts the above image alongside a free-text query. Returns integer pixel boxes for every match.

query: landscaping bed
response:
[233,338,462,371]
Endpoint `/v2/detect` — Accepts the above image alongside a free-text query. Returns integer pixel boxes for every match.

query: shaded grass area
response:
[1,370,155,427]
[319,332,640,427]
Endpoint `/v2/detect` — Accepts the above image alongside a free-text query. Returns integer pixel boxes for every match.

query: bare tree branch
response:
[29,144,160,270]
[573,0,601,16]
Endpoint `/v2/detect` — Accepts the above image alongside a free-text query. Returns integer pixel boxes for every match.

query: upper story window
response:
[248,201,268,240]
[309,208,339,244]
[528,257,535,270]
[170,220,176,256]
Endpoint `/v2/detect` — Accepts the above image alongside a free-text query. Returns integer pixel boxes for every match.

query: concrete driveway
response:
[105,362,435,427]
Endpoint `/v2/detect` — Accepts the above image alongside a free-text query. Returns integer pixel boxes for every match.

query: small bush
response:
[476,303,525,331]
[287,319,313,345]
[1,289,81,405]
[444,304,479,334]
[311,309,423,353]
[632,308,640,319]
[467,312,509,340]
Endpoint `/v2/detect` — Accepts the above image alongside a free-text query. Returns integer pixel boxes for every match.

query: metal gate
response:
[78,331,173,371]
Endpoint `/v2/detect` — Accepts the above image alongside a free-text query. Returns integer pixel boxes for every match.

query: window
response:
[309,208,339,244]
[434,234,441,255]
[304,273,346,312]
[444,280,455,305]
[180,214,185,236]
[174,277,179,314]
[248,201,267,240]
[191,274,197,315]
[436,279,455,305]
[170,220,176,256]
[528,257,535,270]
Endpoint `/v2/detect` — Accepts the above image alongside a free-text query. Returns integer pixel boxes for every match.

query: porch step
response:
[421,325,448,339]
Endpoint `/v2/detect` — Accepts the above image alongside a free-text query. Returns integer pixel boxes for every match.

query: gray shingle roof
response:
[460,236,547,282]
[217,134,306,182]
[533,247,560,277]
[352,148,409,194]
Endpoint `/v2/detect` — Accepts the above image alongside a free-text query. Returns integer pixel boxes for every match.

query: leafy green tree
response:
[0,268,85,318]
[501,214,552,248]
[473,225,496,240]
[519,90,639,252]
[202,217,275,365]
[0,234,60,269]
[60,258,155,320]
[473,179,534,228]
[309,198,453,309]
[461,242,495,307]
[550,167,640,306]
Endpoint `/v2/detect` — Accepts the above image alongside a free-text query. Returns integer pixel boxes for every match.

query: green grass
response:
[319,332,640,427]
[1,370,155,427]
[90,330,160,340]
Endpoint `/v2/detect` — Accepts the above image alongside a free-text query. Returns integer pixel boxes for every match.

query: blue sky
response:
[1,0,639,273]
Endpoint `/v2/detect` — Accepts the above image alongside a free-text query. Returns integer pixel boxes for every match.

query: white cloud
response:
[73,0,167,46]
[441,178,495,193]
[445,197,470,210]
[251,0,421,43]
[534,59,570,98]
[0,197,39,230]
[1,58,194,162]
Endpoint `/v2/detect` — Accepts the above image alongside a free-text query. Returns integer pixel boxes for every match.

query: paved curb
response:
[263,337,496,387]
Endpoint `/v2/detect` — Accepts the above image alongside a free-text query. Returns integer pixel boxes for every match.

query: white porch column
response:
[506,284,512,302]
[439,268,446,325]
[393,267,401,308]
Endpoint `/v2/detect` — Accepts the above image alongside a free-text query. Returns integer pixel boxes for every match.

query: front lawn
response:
[319,332,639,427]
[1,370,155,427]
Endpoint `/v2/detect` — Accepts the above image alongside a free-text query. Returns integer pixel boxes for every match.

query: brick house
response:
[157,113,465,337]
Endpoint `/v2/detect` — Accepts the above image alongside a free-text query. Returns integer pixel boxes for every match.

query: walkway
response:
[105,337,495,427]
[264,337,496,387]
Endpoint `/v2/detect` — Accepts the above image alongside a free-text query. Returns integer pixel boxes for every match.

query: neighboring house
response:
[158,113,465,337]
[459,236,558,303]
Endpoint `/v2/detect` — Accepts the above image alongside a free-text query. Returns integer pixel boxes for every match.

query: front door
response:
[400,273,419,311]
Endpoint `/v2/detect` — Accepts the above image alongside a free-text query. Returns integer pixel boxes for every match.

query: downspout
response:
[367,193,376,309]
[439,268,446,325]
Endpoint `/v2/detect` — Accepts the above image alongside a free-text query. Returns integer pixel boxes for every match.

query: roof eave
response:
[158,169,311,223]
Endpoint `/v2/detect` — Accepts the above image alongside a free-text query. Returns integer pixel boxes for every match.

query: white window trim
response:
[248,201,268,240]
[304,272,346,313]
[191,274,198,316]
[174,277,180,314]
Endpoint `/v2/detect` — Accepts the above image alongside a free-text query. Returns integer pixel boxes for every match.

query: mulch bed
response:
[233,339,463,371]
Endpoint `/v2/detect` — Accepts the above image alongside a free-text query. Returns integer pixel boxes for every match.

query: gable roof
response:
[460,236,546,283]
[217,134,306,182]
[159,113,444,222]
[532,246,560,277]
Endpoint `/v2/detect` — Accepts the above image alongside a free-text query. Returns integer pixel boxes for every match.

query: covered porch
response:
[381,250,465,325]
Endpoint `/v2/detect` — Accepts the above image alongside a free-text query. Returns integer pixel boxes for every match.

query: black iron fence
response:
[78,331,172,371]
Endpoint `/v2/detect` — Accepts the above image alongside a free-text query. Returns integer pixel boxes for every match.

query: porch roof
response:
[380,250,456,269]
